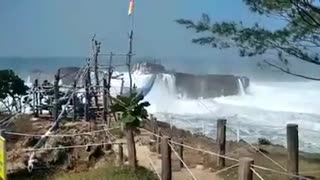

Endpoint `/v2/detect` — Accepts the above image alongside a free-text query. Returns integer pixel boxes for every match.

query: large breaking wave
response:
[114,71,320,153]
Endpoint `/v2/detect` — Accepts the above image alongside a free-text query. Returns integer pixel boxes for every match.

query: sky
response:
[0,0,284,59]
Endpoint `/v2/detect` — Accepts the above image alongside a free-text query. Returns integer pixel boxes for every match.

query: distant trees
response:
[176,0,320,80]
[0,70,29,112]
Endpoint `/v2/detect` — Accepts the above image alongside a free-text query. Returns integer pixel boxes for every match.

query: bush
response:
[258,138,271,145]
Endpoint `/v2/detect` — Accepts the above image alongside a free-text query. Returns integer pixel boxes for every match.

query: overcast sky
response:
[0,0,283,59]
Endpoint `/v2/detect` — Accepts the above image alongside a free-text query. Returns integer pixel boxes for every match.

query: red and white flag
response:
[128,0,134,16]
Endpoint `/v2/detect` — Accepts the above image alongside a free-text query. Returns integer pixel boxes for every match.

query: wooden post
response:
[178,139,184,169]
[125,127,137,170]
[149,115,157,151]
[238,157,254,180]
[93,40,101,110]
[287,124,299,180]
[34,79,39,117]
[156,129,162,154]
[107,54,113,127]
[152,117,158,140]
[84,78,90,122]
[118,143,124,165]
[53,70,60,121]
[72,80,77,121]
[102,78,108,125]
[161,136,172,180]
[217,119,226,167]
[120,78,124,95]
[39,89,43,115]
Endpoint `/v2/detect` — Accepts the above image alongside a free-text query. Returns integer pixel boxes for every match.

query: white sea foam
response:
[115,70,320,153]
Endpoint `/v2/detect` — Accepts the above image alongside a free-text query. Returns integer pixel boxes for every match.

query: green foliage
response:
[176,0,320,79]
[54,166,158,180]
[111,92,150,128]
[0,69,29,100]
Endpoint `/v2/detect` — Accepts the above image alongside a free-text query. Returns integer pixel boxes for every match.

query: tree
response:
[110,91,150,170]
[0,70,29,112]
[176,0,320,80]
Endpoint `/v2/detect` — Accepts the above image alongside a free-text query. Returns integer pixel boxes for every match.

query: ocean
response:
[1,57,320,153]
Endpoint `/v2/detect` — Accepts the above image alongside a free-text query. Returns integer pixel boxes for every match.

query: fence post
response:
[149,115,158,152]
[161,136,172,180]
[287,124,299,180]
[217,119,226,167]
[118,143,124,166]
[178,138,184,169]
[157,128,162,154]
[238,157,253,180]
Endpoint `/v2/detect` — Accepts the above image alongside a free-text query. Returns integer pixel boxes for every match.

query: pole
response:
[161,136,172,180]
[156,128,162,154]
[84,75,90,122]
[127,30,133,93]
[178,138,184,169]
[106,53,113,127]
[93,40,101,110]
[53,70,60,121]
[120,78,124,95]
[72,80,77,121]
[238,157,254,180]
[287,124,299,180]
[34,79,39,117]
[217,119,226,167]
[102,78,107,125]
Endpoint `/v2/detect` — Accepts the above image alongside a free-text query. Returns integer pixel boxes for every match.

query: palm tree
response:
[111,91,150,169]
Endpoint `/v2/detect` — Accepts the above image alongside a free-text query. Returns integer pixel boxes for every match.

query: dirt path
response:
[119,137,220,180]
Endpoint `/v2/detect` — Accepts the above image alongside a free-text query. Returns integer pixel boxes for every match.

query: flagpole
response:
[127,0,135,93]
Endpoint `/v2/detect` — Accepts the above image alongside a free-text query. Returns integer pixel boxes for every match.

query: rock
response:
[195,164,205,170]
[30,117,40,121]
[7,162,27,175]
[22,137,39,147]
[59,67,81,85]
[174,72,250,98]
[88,146,105,161]
[29,69,52,84]
[51,147,69,165]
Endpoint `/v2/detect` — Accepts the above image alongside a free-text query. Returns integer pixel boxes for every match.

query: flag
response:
[128,0,134,16]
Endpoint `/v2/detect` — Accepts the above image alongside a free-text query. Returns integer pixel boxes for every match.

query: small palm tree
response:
[111,91,150,169]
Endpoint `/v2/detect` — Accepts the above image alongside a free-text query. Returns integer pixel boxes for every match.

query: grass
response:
[54,166,159,180]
